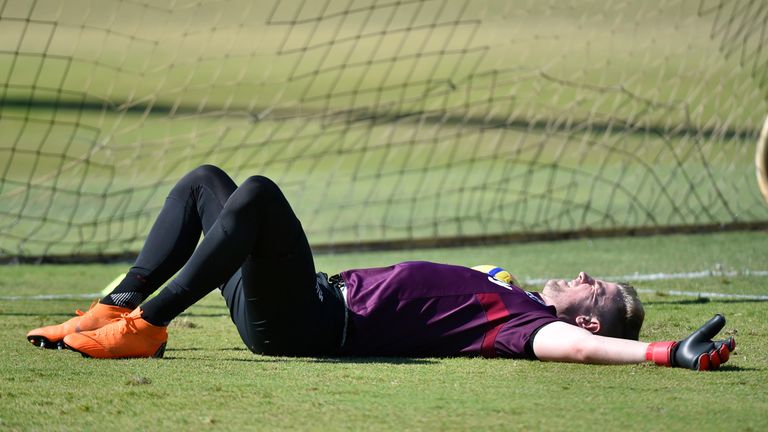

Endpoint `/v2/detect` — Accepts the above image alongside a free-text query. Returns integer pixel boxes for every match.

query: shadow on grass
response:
[221,356,438,365]
[311,356,438,365]
[712,365,758,372]
[162,347,438,364]
[151,352,759,370]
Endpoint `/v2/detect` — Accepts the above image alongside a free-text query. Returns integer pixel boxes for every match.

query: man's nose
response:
[578,272,594,285]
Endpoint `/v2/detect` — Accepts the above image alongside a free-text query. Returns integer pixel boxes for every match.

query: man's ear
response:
[575,315,601,334]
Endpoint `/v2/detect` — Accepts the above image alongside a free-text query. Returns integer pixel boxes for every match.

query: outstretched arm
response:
[533,321,647,364]
[532,315,735,370]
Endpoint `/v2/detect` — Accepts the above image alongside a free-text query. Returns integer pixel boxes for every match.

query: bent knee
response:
[174,164,227,187]
[187,164,228,182]
[238,175,282,201]
[169,164,235,199]
[241,175,278,189]
[220,175,285,217]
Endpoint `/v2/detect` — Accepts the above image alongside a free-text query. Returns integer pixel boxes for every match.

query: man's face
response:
[542,272,621,317]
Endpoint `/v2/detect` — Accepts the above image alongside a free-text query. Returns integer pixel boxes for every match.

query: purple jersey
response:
[339,261,560,358]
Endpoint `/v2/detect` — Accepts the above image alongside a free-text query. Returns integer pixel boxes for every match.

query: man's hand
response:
[646,314,736,371]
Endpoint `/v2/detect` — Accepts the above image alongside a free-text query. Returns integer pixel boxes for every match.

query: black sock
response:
[99,271,153,310]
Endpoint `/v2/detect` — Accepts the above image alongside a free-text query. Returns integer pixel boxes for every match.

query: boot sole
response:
[63,341,167,359]
[27,335,66,350]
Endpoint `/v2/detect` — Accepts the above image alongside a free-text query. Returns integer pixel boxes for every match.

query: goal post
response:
[758,115,768,204]
[1,0,767,261]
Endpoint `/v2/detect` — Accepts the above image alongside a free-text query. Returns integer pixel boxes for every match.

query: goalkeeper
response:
[26,165,735,370]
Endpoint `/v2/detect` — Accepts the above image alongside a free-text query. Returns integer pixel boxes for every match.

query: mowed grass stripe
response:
[1,231,766,430]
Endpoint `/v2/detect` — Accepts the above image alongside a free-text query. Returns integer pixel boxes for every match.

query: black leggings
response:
[135,165,344,356]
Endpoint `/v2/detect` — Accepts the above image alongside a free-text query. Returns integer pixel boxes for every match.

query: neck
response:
[538,290,555,307]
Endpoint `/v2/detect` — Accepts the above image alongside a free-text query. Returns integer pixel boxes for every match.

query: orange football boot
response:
[63,308,168,359]
[27,302,132,349]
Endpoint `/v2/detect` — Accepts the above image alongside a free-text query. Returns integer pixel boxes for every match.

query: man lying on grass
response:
[26,165,735,370]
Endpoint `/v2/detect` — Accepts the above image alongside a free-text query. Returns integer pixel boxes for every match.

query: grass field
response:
[2,230,767,431]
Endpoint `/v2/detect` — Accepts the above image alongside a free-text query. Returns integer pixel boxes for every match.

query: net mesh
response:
[1,0,767,259]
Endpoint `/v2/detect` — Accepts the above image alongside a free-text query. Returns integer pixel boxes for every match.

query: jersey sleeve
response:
[493,312,560,359]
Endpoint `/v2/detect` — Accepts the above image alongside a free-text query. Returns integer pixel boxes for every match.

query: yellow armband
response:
[471,265,517,285]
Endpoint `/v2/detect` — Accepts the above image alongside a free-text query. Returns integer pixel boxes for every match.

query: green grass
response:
[1,230,767,430]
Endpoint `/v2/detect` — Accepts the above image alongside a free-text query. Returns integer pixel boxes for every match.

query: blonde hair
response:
[598,283,645,340]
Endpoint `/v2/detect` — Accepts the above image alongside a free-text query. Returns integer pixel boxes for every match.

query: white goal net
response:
[0,0,766,260]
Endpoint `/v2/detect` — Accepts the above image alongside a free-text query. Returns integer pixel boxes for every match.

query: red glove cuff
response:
[646,341,677,367]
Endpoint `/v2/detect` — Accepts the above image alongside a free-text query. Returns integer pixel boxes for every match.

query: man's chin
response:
[542,279,561,294]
